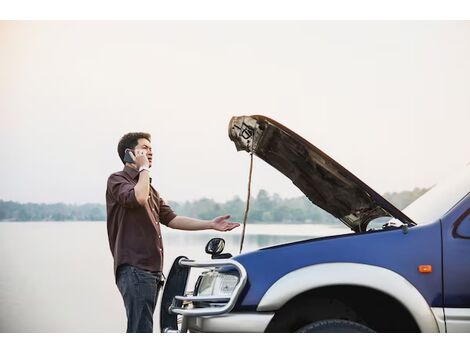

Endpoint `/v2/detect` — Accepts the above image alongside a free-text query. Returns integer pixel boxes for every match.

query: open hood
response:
[228,115,416,232]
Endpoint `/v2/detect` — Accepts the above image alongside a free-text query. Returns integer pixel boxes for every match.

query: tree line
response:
[0,187,428,223]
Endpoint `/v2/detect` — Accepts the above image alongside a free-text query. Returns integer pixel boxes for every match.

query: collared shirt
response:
[106,165,177,279]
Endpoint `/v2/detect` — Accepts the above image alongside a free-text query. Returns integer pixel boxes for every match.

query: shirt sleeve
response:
[107,174,141,208]
[159,196,177,226]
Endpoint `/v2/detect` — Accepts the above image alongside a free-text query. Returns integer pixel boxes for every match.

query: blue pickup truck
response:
[160,115,470,333]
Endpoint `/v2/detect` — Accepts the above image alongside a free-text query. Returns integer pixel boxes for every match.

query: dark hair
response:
[117,132,151,164]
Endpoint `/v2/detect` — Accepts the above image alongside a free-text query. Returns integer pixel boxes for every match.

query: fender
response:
[256,262,439,332]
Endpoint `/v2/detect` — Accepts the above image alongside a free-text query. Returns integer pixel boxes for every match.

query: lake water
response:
[0,221,348,332]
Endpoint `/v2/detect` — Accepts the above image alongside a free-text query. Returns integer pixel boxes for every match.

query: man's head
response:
[117,132,153,168]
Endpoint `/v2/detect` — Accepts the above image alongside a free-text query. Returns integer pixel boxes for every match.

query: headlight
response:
[195,270,240,297]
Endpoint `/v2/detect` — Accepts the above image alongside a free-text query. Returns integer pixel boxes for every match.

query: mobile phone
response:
[124,149,135,163]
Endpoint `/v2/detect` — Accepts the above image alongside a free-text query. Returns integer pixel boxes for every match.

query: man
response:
[106,132,240,333]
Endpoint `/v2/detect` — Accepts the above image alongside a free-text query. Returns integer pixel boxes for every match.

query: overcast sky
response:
[0,21,469,204]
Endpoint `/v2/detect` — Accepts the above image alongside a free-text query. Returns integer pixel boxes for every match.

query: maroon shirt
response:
[106,165,177,279]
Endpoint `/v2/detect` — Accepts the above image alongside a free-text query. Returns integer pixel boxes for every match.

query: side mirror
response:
[205,238,225,256]
[205,238,232,259]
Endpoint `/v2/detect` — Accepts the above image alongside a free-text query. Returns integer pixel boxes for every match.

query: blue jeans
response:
[116,264,163,333]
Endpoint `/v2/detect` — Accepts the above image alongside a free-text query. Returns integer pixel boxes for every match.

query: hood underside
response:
[228,115,415,232]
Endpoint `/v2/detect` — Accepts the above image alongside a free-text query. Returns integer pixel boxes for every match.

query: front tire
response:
[297,319,375,333]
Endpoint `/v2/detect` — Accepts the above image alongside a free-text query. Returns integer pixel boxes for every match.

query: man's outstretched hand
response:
[211,215,240,232]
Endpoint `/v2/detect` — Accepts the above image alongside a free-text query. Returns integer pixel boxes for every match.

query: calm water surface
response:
[0,222,348,332]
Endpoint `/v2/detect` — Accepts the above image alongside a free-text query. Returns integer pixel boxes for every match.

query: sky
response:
[0,21,469,204]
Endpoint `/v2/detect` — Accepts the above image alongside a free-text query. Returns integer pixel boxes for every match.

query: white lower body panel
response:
[444,308,470,333]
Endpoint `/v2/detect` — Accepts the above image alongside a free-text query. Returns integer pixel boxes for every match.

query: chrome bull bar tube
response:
[168,258,247,317]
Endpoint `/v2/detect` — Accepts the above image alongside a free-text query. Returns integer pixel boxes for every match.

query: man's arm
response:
[134,169,150,206]
[107,174,141,208]
[168,214,240,232]
[129,150,151,206]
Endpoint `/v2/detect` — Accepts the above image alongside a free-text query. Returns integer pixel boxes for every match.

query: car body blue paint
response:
[231,220,444,311]
[441,194,470,307]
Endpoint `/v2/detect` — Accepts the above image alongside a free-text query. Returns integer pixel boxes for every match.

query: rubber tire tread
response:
[297,319,375,333]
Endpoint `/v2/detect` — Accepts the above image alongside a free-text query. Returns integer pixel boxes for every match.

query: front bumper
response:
[185,312,274,333]
[160,256,251,332]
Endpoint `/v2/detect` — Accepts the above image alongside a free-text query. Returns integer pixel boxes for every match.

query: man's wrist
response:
[138,165,150,173]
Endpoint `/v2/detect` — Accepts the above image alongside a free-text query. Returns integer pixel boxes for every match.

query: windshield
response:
[402,164,470,225]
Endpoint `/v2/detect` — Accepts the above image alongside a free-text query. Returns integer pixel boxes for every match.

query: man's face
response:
[134,138,153,168]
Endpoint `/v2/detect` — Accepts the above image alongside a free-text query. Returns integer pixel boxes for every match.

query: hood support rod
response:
[239,142,254,254]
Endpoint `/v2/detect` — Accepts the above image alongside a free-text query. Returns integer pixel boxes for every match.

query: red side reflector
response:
[418,265,432,273]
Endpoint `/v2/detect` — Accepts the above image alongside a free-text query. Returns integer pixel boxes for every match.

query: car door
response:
[441,194,470,332]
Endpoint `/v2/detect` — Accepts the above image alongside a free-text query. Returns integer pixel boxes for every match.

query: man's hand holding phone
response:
[125,148,150,169]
